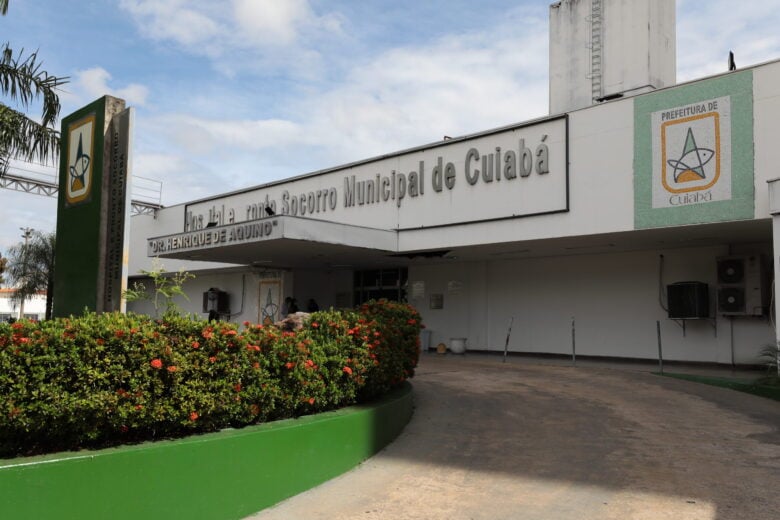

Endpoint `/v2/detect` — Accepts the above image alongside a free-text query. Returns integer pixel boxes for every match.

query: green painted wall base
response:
[0,383,414,520]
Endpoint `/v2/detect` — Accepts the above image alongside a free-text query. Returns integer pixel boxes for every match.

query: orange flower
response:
[223,329,238,336]
[150,358,163,369]
[190,411,199,421]
[115,330,125,339]
[285,362,295,370]
[96,338,105,346]
[234,383,242,392]
[311,322,319,328]
[343,366,353,375]
[191,341,200,349]
[167,365,178,373]
[209,356,217,363]
[202,327,214,339]
[308,397,315,405]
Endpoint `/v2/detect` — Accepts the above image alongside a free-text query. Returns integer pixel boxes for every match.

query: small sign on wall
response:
[430,293,444,309]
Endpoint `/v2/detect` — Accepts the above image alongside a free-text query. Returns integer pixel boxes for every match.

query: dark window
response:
[353,267,408,306]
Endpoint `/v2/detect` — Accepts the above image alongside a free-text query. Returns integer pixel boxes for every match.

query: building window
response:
[353,268,408,306]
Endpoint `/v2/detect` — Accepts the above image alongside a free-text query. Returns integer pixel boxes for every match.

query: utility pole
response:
[18,227,32,319]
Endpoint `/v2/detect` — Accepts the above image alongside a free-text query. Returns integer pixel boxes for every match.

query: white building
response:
[0,289,46,321]
[129,0,778,365]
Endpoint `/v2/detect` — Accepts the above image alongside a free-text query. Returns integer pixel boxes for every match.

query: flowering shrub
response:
[355,300,422,399]
[0,300,421,457]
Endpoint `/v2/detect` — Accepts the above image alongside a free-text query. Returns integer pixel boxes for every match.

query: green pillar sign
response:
[53,96,134,317]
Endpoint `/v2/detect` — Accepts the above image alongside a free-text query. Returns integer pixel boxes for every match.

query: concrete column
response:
[766,178,780,375]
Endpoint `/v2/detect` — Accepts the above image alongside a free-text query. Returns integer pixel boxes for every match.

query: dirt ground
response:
[247,355,780,520]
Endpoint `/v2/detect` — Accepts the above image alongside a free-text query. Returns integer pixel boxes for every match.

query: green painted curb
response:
[0,382,414,520]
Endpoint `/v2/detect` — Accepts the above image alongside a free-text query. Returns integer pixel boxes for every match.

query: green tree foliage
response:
[0,251,7,286]
[0,0,68,173]
[6,230,55,319]
[123,260,196,318]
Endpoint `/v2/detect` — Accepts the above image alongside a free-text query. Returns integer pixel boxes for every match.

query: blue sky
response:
[2,0,780,253]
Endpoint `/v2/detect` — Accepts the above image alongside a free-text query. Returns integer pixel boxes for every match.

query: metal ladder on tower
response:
[590,0,603,102]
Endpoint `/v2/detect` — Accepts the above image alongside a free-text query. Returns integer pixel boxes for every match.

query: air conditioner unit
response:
[667,281,710,319]
[716,256,768,316]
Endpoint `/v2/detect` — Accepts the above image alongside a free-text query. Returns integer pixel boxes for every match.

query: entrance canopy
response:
[145,214,771,271]
[146,216,399,269]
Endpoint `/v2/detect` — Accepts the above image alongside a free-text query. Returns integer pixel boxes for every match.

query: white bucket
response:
[449,337,467,354]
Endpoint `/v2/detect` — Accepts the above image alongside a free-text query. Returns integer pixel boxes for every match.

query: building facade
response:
[128,1,779,365]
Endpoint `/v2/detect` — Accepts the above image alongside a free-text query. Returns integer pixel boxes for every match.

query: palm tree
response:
[0,0,68,173]
[7,230,55,319]
[0,251,7,286]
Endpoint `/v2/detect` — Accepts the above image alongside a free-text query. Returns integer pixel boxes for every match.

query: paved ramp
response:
[247,356,780,520]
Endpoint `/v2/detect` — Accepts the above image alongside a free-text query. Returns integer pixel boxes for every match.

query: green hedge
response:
[0,300,422,458]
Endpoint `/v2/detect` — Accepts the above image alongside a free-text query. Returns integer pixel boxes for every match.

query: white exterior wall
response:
[549,0,593,114]
[753,64,780,218]
[127,270,257,323]
[411,243,773,364]
[601,0,675,98]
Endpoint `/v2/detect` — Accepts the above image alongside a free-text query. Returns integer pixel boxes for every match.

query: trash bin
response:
[420,330,432,353]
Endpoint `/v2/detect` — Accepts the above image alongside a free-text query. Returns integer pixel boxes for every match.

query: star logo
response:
[666,127,714,183]
[65,115,95,204]
[69,134,91,193]
[261,287,279,325]
[661,111,721,194]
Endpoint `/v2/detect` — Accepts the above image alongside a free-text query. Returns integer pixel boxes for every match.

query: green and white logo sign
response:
[635,71,753,229]
[65,115,95,205]
[652,96,731,208]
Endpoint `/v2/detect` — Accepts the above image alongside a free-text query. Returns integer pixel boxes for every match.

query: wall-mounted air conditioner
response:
[716,256,768,316]
[667,281,710,319]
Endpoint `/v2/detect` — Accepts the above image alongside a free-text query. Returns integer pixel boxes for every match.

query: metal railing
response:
[1,162,163,216]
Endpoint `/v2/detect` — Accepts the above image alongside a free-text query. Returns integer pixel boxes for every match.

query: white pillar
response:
[766,179,780,375]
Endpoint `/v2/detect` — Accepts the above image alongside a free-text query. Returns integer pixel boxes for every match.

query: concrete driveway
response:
[248,355,780,520]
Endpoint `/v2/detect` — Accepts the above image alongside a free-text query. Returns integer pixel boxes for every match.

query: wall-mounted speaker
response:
[202,288,230,314]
